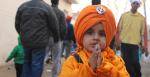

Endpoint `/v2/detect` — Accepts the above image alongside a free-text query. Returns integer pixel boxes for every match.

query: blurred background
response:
[0,0,149,67]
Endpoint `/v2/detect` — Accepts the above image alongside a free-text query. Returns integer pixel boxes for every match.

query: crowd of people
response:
[5,0,149,77]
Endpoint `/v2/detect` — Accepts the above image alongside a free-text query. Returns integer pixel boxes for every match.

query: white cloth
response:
[129,0,141,4]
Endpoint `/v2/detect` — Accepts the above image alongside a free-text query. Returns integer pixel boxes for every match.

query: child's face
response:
[82,23,106,53]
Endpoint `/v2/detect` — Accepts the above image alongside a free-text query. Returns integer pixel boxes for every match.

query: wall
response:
[0,0,30,67]
[0,0,72,67]
[59,0,72,16]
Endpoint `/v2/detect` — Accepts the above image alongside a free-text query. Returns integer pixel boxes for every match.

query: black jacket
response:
[50,4,67,40]
[15,0,59,48]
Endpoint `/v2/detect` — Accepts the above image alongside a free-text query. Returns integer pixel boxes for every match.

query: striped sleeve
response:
[142,17,148,49]
[139,13,148,49]
[115,15,123,46]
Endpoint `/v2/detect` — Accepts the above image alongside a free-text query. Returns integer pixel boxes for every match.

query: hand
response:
[116,45,121,51]
[73,43,77,48]
[5,60,8,63]
[89,44,99,73]
[54,41,58,43]
[54,40,58,43]
[142,49,149,54]
[96,44,102,67]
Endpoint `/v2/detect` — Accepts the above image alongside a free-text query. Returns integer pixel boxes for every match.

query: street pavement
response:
[0,51,150,77]
[0,58,65,77]
[116,51,150,77]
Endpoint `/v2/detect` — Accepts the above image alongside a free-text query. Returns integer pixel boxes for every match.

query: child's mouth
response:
[91,43,97,47]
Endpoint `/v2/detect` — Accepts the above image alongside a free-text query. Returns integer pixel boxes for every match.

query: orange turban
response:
[74,5,116,47]
[66,16,72,21]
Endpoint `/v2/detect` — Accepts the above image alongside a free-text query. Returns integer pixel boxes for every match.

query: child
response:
[59,5,130,77]
[6,36,24,77]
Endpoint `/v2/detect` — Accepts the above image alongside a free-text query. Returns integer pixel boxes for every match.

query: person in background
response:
[44,0,67,77]
[61,16,77,60]
[6,36,24,77]
[115,0,148,77]
[15,0,59,76]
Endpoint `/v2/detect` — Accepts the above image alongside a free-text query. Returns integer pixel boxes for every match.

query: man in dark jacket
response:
[61,16,76,60]
[15,0,59,77]
[44,0,67,77]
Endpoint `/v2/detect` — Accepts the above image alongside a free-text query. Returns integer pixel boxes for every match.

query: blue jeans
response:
[22,47,46,77]
[61,40,72,60]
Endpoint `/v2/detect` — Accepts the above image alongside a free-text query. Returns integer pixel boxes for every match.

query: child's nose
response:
[93,33,99,41]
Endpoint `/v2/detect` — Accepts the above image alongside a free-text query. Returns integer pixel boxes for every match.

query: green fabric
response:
[7,36,24,64]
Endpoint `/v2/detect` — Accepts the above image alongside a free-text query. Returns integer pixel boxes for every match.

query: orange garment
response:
[59,48,130,77]
[59,5,130,77]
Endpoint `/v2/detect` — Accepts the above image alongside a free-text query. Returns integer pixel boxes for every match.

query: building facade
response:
[0,0,79,67]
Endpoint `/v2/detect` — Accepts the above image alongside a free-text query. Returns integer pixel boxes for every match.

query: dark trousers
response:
[15,63,23,77]
[121,43,141,77]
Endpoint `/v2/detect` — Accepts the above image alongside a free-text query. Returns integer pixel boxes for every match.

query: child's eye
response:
[87,31,93,35]
[99,32,105,36]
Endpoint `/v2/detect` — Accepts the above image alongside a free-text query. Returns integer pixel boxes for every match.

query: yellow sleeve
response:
[141,18,145,35]
[59,56,97,77]
[118,15,123,32]
[96,56,130,77]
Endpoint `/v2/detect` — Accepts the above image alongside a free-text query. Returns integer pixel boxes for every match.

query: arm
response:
[70,25,76,44]
[6,47,18,61]
[96,56,130,77]
[47,5,59,42]
[59,12,67,40]
[115,15,123,46]
[15,8,21,34]
[59,56,97,77]
[141,18,148,49]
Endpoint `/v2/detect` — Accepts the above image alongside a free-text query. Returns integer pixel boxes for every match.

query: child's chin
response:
[87,49,93,53]
[88,51,93,53]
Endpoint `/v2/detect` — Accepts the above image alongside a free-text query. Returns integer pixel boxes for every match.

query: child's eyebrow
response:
[87,28,92,30]
[100,30,105,32]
